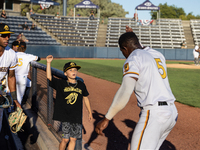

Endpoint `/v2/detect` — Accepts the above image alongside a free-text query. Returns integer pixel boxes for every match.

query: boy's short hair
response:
[63,62,81,72]
[12,41,19,47]
[19,42,26,49]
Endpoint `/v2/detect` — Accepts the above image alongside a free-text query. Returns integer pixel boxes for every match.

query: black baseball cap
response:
[19,42,26,49]
[0,23,14,34]
[63,62,81,72]
[12,41,19,47]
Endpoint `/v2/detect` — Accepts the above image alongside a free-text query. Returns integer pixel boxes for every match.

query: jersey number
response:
[18,58,23,66]
[154,58,166,79]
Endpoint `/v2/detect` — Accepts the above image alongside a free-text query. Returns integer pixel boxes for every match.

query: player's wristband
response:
[10,91,17,101]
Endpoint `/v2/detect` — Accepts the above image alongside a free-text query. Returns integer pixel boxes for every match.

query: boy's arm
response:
[46,55,53,81]
[83,96,93,121]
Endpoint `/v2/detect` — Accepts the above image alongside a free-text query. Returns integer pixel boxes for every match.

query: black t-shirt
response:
[49,76,89,124]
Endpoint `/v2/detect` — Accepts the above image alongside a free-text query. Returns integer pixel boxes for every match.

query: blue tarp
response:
[74,0,99,9]
[135,0,159,10]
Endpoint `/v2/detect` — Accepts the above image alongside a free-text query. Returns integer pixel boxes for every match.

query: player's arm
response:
[46,55,53,81]
[83,96,93,121]
[95,76,136,135]
[7,69,21,108]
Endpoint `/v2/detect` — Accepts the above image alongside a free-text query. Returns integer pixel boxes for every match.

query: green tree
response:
[21,0,128,20]
[151,3,200,20]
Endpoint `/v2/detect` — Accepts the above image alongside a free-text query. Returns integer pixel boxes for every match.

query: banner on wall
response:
[140,20,154,26]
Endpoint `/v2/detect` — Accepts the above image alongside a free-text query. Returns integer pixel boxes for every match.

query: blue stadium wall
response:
[25,45,194,60]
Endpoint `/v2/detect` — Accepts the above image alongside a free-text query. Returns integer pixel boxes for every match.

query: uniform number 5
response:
[18,58,23,66]
[154,58,166,79]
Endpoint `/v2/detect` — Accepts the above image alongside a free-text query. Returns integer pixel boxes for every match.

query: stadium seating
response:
[0,16,60,45]
[190,19,200,45]
[31,14,99,46]
[106,18,185,49]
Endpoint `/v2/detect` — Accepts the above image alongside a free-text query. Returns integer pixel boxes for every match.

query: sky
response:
[111,0,200,20]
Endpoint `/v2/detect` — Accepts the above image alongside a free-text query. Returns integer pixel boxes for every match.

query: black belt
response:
[140,101,168,109]
[158,101,168,106]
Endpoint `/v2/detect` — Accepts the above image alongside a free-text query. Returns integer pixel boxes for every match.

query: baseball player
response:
[15,42,40,105]
[193,45,200,65]
[12,41,19,52]
[95,26,178,150]
[0,23,21,109]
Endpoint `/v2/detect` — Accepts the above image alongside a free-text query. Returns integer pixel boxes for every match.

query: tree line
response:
[21,1,200,20]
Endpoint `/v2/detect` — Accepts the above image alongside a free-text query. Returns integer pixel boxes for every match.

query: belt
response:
[158,101,168,106]
[140,101,168,109]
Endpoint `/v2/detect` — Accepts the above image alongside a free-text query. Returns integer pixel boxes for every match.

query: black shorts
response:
[62,122,82,139]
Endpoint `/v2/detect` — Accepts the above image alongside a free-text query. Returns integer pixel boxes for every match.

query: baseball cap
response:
[63,62,81,72]
[19,42,26,49]
[0,23,14,34]
[12,41,19,47]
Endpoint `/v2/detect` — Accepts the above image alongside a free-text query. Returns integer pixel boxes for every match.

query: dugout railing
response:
[29,61,82,149]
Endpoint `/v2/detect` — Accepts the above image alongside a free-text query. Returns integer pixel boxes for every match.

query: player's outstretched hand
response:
[95,117,109,136]
[46,55,53,63]
[126,25,133,32]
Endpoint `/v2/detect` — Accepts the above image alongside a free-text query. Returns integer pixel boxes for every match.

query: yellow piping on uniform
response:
[137,110,150,150]
[123,72,139,76]
[10,64,18,68]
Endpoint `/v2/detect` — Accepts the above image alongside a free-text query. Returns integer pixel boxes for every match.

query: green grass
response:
[40,59,200,108]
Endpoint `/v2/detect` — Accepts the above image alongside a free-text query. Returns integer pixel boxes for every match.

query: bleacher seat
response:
[0,16,60,46]
[31,14,99,47]
[190,19,200,45]
[105,18,185,49]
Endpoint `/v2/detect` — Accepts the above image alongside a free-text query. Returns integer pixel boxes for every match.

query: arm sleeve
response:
[105,76,136,120]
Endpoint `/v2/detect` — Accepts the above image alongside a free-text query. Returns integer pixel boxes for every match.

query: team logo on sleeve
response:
[124,63,129,72]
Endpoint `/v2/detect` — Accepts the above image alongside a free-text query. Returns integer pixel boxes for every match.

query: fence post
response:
[31,67,38,112]
[47,80,53,126]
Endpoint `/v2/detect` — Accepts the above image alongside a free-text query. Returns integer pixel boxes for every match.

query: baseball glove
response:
[8,107,27,133]
[0,94,11,108]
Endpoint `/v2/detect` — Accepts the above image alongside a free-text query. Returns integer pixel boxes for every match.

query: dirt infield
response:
[81,63,200,150]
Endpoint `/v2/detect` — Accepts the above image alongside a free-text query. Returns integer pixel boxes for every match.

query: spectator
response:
[31,23,36,30]
[101,17,105,24]
[133,12,138,21]
[16,33,29,43]
[19,22,30,30]
[180,41,187,49]
[55,12,60,19]
[69,8,74,16]
[89,10,95,20]
[29,9,35,16]
[1,10,7,19]
[46,56,93,150]
[12,41,19,52]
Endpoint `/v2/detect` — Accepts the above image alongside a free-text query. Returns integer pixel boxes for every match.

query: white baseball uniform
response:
[0,48,18,95]
[15,52,38,104]
[124,47,178,150]
[193,45,199,58]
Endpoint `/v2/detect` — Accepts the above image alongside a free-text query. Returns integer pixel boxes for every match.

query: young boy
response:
[46,55,93,150]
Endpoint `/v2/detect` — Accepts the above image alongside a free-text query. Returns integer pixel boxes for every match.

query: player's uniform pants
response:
[131,102,178,150]
[16,75,27,105]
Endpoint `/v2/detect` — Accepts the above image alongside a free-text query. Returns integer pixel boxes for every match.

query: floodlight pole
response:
[63,0,67,16]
